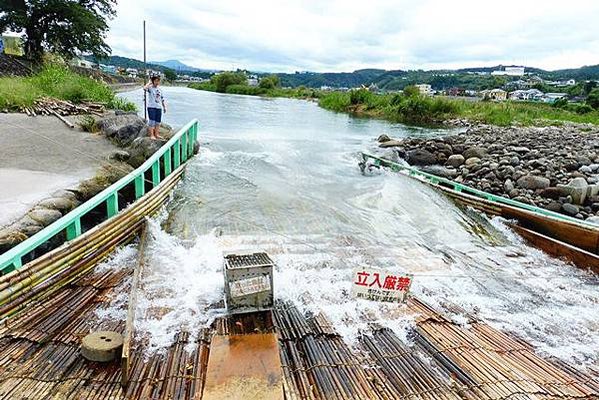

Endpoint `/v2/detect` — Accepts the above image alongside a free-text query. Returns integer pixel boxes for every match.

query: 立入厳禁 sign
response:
[351,268,412,303]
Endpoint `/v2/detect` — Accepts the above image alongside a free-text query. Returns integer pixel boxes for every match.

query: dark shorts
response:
[147,107,162,126]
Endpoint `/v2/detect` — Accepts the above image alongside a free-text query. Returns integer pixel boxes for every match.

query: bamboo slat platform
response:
[0,259,597,399]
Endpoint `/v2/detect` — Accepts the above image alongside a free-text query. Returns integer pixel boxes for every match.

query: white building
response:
[491,66,525,76]
[415,83,434,95]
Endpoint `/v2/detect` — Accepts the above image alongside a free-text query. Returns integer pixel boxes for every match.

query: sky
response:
[107,0,599,73]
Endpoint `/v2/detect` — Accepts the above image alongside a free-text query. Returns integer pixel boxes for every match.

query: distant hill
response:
[277,64,599,91]
[91,54,599,91]
[150,60,199,72]
[86,55,213,78]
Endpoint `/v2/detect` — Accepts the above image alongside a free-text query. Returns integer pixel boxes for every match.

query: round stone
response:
[81,331,124,362]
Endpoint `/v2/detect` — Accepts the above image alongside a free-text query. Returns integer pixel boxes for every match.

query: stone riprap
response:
[377,123,599,222]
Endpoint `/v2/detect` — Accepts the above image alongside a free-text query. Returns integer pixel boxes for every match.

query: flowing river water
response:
[117,87,599,367]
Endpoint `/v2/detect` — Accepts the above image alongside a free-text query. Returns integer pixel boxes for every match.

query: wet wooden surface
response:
[203,333,283,400]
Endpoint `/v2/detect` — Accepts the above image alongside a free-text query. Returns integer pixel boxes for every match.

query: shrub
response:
[587,88,599,110]
[211,72,247,92]
[349,88,373,105]
[78,115,99,132]
[259,75,279,89]
[402,85,420,98]
[107,96,137,112]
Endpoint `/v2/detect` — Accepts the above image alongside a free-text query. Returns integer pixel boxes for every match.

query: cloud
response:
[106,0,599,72]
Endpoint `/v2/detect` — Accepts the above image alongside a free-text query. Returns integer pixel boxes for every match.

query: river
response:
[118,87,599,366]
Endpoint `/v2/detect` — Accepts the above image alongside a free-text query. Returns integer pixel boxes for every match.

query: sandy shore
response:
[0,113,118,226]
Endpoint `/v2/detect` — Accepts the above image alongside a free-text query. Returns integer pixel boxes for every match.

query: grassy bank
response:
[0,64,136,111]
[188,81,320,99]
[318,89,599,126]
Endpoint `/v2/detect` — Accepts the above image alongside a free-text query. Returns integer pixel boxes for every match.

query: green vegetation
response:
[163,68,178,82]
[276,65,599,92]
[318,88,599,126]
[0,0,116,61]
[78,115,100,133]
[0,64,136,111]
[210,72,248,92]
[189,76,319,99]
[259,75,280,89]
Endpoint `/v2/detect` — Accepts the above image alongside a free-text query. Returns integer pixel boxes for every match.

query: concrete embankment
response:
[0,112,187,253]
[377,123,599,222]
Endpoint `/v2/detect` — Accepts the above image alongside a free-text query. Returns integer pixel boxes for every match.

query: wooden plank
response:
[203,333,283,400]
[121,222,148,386]
[509,223,599,274]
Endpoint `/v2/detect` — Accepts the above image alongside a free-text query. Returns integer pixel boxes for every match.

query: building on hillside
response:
[70,58,97,69]
[446,87,465,96]
[547,79,576,87]
[125,67,138,78]
[99,64,116,74]
[509,89,544,101]
[491,66,525,76]
[247,75,258,86]
[543,93,568,103]
[481,88,507,101]
[415,83,434,95]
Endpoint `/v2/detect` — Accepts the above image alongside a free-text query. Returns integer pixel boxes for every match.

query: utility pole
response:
[143,20,147,121]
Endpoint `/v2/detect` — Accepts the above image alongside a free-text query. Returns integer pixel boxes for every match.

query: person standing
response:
[143,76,168,139]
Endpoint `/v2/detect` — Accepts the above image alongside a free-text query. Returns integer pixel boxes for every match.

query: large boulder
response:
[557,177,589,205]
[98,114,147,146]
[37,197,77,214]
[463,146,487,159]
[379,140,403,148]
[516,175,550,190]
[27,208,62,227]
[420,165,459,178]
[127,137,165,168]
[446,154,465,168]
[406,149,437,166]
[377,134,391,143]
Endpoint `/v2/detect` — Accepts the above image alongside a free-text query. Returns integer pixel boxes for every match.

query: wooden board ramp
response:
[203,333,283,400]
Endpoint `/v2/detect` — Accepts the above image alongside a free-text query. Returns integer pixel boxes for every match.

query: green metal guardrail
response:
[361,152,597,227]
[0,119,199,274]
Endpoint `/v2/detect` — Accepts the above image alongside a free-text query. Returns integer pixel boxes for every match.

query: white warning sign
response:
[229,275,271,298]
[351,268,412,303]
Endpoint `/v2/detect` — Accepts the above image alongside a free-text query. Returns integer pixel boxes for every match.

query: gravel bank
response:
[377,123,599,222]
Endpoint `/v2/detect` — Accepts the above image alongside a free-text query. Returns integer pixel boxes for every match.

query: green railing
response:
[0,119,199,274]
[361,152,597,227]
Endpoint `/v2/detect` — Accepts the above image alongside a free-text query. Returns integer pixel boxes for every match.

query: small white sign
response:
[351,268,412,303]
[229,275,271,298]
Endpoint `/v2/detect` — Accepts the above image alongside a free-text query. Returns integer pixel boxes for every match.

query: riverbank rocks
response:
[516,175,550,190]
[446,154,465,167]
[406,149,437,166]
[373,122,599,221]
[98,113,146,146]
[127,137,166,168]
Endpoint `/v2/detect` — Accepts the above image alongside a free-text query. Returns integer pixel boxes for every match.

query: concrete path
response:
[0,113,118,226]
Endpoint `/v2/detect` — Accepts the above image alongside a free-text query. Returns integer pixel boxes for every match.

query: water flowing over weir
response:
[119,87,599,368]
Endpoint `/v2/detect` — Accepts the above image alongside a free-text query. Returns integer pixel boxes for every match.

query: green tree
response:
[586,88,599,110]
[211,71,247,92]
[163,68,177,81]
[402,85,420,97]
[259,75,280,89]
[0,0,117,61]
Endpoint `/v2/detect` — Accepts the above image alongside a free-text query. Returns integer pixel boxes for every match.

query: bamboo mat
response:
[0,265,597,399]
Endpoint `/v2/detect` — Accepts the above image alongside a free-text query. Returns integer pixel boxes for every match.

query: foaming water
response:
[120,88,599,367]
[133,219,225,353]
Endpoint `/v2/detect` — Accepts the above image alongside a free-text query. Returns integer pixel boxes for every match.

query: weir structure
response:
[0,127,598,399]
[361,152,599,272]
[0,119,199,274]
